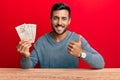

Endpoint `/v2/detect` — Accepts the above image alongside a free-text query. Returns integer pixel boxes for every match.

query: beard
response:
[52,24,68,35]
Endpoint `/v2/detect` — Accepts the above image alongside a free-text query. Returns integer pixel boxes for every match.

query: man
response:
[17,2,105,68]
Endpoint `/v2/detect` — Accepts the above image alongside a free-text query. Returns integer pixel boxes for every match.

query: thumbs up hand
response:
[68,35,83,58]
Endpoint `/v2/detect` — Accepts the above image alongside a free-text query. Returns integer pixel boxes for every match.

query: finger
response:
[78,35,82,43]
[67,47,72,54]
[17,41,22,49]
[69,41,76,45]
[19,43,31,54]
[18,41,26,51]
[68,46,73,52]
[17,40,27,49]
[17,41,23,52]
[18,41,31,53]
[68,43,74,48]
[20,43,31,53]
[68,46,77,57]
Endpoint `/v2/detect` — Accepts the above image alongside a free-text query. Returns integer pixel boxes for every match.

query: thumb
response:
[78,35,82,43]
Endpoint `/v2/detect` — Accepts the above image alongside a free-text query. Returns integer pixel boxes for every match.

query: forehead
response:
[52,10,69,17]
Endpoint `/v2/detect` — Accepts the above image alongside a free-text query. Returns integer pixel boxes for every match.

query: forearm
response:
[21,57,34,69]
[20,46,40,69]
[82,51,105,69]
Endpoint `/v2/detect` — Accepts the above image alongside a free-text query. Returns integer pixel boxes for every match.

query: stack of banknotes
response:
[15,23,36,43]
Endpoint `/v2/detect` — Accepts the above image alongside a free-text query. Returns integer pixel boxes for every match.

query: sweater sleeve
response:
[20,47,39,69]
[81,36,105,69]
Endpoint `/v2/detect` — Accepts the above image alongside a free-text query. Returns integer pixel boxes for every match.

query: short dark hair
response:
[50,2,71,19]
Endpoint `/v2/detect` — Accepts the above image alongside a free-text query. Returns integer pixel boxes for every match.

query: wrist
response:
[78,51,87,58]
[22,52,30,58]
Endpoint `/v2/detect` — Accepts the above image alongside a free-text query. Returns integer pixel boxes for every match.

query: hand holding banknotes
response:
[16,23,36,58]
[17,40,32,58]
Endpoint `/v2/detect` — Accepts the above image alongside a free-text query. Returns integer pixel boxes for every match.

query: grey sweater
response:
[21,31,105,68]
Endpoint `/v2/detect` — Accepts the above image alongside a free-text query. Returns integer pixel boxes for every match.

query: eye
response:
[62,17,67,21]
[53,16,58,20]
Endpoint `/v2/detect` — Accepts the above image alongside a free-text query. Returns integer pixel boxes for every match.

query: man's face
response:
[51,10,71,35]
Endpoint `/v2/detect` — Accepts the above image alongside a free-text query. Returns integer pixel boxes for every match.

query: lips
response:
[56,27,62,31]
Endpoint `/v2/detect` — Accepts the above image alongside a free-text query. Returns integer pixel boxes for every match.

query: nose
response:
[58,19,62,25]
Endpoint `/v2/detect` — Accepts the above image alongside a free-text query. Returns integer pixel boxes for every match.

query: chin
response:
[56,31,67,35]
[52,27,68,35]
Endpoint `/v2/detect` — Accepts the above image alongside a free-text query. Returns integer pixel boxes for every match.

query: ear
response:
[68,18,71,25]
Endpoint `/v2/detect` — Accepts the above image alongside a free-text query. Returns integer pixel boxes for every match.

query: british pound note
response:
[15,23,36,43]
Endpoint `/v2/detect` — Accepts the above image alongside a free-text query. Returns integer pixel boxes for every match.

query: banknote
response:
[15,23,36,43]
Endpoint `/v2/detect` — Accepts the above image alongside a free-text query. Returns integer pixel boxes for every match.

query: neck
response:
[51,30,69,42]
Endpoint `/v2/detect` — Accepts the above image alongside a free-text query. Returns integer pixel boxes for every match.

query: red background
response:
[0,0,120,68]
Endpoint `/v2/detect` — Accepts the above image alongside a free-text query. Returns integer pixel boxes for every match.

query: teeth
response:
[58,27,62,29]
